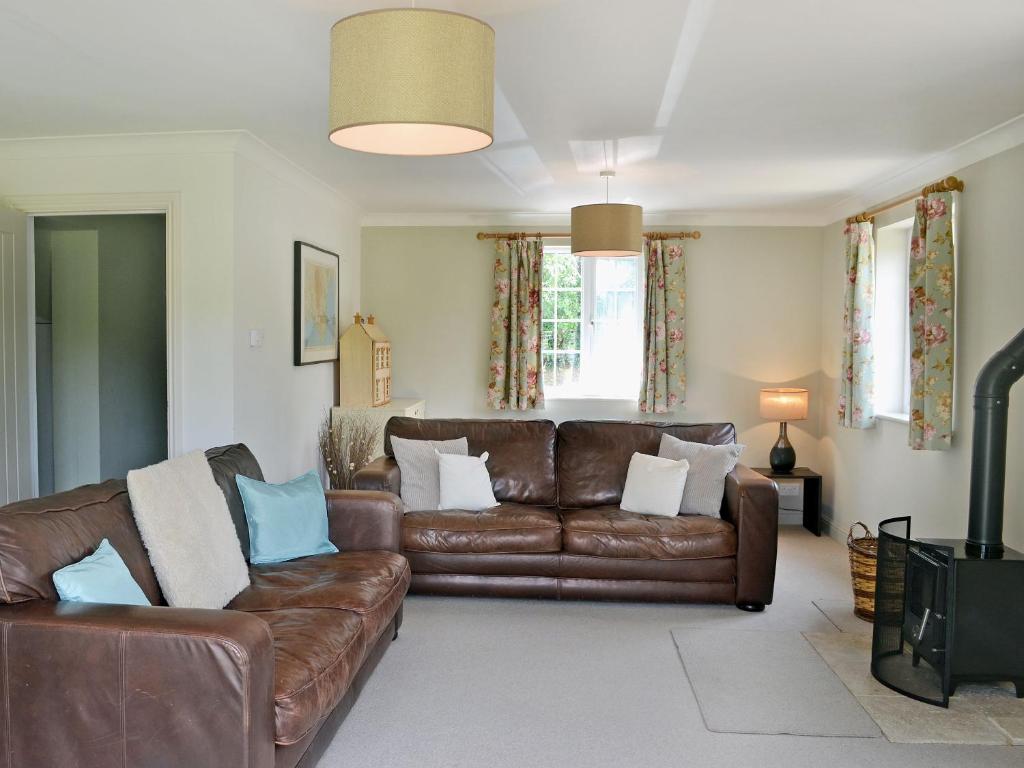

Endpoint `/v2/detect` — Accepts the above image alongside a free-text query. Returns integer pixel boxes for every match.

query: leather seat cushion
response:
[229,551,410,643]
[403,504,562,554]
[260,607,368,746]
[561,507,737,560]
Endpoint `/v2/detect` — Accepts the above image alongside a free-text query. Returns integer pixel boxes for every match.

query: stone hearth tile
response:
[812,599,874,635]
[827,660,899,697]
[951,683,1024,718]
[858,695,1010,745]
[990,716,1024,746]
[803,630,872,667]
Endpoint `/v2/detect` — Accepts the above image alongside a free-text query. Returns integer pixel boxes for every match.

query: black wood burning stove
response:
[871,328,1024,707]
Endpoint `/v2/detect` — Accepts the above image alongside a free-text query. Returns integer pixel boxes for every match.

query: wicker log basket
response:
[847,522,878,622]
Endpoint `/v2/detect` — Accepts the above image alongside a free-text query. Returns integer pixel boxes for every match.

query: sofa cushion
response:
[206,444,265,560]
[0,480,163,605]
[260,607,368,746]
[561,507,737,560]
[402,504,562,555]
[229,551,410,643]
[557,421,737,508]
[385,417,558,506]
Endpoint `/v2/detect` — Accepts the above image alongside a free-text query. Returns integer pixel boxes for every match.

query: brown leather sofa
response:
[354,419,778,611]
[0,444,410,768]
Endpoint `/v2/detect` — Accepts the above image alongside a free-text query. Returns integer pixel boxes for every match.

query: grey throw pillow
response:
[658,433,744,518]
[390,436,469,511]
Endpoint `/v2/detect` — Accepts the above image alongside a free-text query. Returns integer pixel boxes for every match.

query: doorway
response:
[34,214,167,494]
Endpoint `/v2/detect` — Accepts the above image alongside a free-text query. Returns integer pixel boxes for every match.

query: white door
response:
[0,202,33,505]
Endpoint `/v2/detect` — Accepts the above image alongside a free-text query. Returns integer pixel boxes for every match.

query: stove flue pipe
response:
[966,327,1024,558]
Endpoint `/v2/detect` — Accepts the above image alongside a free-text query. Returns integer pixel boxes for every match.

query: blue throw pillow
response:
[53,538,151,606]
[235,471,339,565]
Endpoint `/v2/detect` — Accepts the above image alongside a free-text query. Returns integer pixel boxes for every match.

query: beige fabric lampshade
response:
[570,203,643,257]
[759,388,809,421]
[329,9,494,156]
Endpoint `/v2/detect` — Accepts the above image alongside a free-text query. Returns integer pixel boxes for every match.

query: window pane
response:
[556,322,580,351]
[542,258,558,289]
[542,290,556,320]
[556,290,581,320]
[542,352,555,388]
[542,321,555,351]
[555,353,580,387]
[616,290,635,321]
[556,255,582,288]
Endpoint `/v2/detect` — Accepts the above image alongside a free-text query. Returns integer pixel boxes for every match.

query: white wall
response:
[361,225,824,468]
[232,140,362,481]
[0,133,236,455]
[0,132,361,483]
[818,141,1024,551]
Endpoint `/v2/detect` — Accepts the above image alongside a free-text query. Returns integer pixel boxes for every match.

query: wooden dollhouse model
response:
[339,313,391,407]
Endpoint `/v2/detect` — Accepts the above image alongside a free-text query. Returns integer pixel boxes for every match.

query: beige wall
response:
[361,225,825,468]
[818,141,1024,551]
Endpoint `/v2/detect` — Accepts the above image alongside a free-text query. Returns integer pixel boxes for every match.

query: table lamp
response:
[759,388,809,473]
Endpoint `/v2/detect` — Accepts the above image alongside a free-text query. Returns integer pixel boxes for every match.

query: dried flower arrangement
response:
[318,409,381,490]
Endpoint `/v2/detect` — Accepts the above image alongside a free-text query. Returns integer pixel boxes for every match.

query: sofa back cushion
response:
[385,418,558,506]
[557,421,737,508]
[0,480,163,605]
[206,443,264,560]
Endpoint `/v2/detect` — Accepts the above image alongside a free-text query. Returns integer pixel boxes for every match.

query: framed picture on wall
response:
[293,241,340,366]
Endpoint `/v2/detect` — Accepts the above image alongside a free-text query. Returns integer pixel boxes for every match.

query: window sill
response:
[875,412,910,424]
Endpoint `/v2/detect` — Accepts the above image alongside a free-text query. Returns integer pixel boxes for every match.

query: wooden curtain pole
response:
[846,175,964,225]
[475,230,702,241]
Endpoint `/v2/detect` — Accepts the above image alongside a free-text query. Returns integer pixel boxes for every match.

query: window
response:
[540,244,643,399]
[873,218,914,418]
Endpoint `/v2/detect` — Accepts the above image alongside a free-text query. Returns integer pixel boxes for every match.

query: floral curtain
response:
[639,239,686,413]
[908,192,956,449]
[487,238,544,410]
[838,221,876,428]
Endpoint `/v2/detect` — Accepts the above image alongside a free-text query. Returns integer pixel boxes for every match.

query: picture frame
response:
[293,241,340,366]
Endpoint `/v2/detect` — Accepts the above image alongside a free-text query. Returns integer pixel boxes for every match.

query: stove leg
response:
[1014,681,1023,699]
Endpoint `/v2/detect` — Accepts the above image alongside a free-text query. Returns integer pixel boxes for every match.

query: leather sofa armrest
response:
[723,464,779,609]
[325,489,403,552]
[0,601,275,768]
[352,455,401,495]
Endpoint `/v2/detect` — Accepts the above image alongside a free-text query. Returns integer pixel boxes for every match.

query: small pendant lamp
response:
[571,171,643,257]
[329,8,495,156]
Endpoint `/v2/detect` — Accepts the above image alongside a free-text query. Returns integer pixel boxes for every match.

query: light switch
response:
[249,329,264,348]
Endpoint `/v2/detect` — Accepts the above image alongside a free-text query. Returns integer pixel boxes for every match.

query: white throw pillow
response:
[437,451,499,511]
[390,436,469,511]
[126,451,250,609]
[658,433,744,518]
[619,452,690,518]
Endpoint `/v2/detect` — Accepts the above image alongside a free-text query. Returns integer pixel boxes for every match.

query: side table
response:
[752,467,822,537]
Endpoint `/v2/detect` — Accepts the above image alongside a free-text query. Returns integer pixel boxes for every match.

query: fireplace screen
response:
[870,517,955,707]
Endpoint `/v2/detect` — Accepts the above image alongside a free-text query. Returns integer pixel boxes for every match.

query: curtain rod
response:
[846,176,964,225]
[476,230,701,241]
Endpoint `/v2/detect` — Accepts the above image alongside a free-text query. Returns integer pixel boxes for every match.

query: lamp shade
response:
[759,388,809,421]
[329,9,494,156]
[570,203,643,257]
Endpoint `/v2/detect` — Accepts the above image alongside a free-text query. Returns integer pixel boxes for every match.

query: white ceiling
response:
[3,0,1024,220]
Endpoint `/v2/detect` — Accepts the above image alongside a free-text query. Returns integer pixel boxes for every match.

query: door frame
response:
[5,192,182,491]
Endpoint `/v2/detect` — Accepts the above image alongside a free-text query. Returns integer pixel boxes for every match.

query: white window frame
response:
[542,242,644,400]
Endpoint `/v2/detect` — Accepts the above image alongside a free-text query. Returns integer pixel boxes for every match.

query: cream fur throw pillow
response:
[127,450,250,608]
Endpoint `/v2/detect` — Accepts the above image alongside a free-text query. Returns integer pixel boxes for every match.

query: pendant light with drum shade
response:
[328,6,495,156]
[571,171,643,257]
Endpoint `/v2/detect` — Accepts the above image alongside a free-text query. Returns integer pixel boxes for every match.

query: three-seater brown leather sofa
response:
[354,418,778,611]
[0,444,410,768]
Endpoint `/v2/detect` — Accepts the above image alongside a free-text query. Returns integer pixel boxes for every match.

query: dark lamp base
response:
[769,421,796,474]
